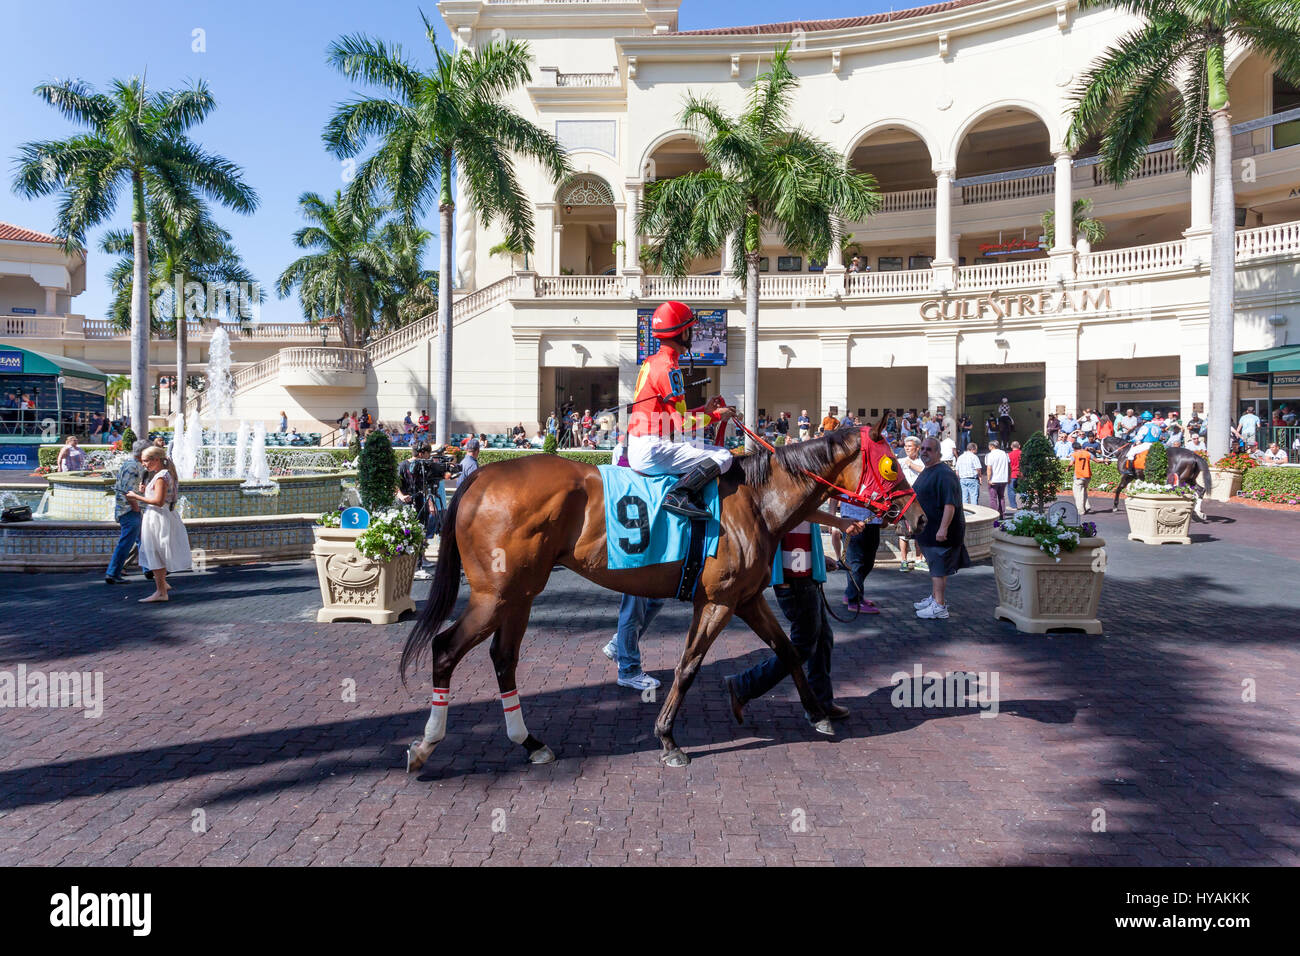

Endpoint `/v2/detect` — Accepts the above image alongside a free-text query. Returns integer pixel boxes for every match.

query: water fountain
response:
[3,325,355,571]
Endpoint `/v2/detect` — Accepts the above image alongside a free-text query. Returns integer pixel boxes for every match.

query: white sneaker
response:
[617,671,661,691]
[413,568,432,580]
[913,560,930,573]
[913,595,936,610]
[916,602,949,619]
[602,637,617,661]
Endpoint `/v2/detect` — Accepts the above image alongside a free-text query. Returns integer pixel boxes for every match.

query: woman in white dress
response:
[126,446,191,603]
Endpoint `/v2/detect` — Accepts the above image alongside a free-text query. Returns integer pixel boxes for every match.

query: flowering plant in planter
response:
[1238,488,1300,505]
[1129,479,1195,497]
[994,509,1098,561]
[316,506,426,562]
[1213,452,1259,473]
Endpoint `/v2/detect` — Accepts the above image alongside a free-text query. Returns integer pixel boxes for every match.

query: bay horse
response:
[401,419,925,772]
[1106,440,1213,519]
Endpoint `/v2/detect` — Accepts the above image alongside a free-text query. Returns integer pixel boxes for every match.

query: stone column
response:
[1050,151,1076,281]
[932,165,956,292]
[719,326,746,413]
[1044,322,1081,422]
[925,329,959,418]
[512,331,542,434]
[1183,164,1213,265]
[819,334,850,419]
[1179,314,1210,421]
[824,214,846,298]
[622,181,644,298]
[614,203,627,271]
[43,286,59,314]
[552,221,564,277]
[454,168,475,291]
[616,329,639,435]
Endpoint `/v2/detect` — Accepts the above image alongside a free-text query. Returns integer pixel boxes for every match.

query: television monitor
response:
[637,307,727,366]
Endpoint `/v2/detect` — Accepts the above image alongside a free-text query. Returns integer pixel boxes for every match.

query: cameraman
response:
[398,442,456,580]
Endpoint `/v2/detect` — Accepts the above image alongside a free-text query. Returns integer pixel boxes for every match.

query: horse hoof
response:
[661,748,691,768]
[528,744,556,765]
[811,718,835,737]
[406,739,431,773]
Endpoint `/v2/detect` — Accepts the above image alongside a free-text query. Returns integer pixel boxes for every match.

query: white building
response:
[9,0,1300,439]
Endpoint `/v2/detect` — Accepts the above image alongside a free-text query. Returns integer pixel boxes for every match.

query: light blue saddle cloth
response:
[599,465,721,570]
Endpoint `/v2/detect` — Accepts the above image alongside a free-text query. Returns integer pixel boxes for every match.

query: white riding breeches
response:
[1127,442,1152,462]
[627,434,733,475]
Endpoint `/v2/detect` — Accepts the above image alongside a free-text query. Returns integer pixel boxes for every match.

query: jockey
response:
[628,301,736,520]
[1126,411,1163,461]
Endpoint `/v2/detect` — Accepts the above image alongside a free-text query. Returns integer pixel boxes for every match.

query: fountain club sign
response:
[920,287,1115,321]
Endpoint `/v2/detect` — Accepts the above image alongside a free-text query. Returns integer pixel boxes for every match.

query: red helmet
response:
[650,300,696,339]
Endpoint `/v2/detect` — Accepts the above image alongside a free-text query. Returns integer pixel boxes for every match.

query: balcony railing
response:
[642,275,725,299]
[555,71,619,88]
[878,187,936,213]
[1236,220,1300,260]
[1077,238,1187,279]
[846,269,934,296]
[0,315,65,338]
[960,170,1055,205]
[2,314,342,343]
[957,257,1051,290]
[1092,147,1185,185]
[537,275,625,298]
[279,347,368,374]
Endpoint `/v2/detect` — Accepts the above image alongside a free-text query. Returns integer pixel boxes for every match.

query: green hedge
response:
[1055,457,1121,487]
[478,449,612,467]
[38,444,114,468]
[1242,466,1300,494]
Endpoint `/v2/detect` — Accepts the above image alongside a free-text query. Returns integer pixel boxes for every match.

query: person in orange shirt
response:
[820,410,840,435]
[1071,441,1094,514]
[628,301,735,519]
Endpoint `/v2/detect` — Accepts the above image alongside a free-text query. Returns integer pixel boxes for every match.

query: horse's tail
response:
[400,468,479,685]
[1191,449,1212,494]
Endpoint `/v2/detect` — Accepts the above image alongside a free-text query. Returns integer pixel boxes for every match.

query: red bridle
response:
[732,421,916,524]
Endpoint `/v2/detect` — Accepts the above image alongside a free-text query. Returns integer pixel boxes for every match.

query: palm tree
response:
[106,375,131,419]
[1066,0,1300,459]
[101,198,259,410]
[638,45,881,449]
[323,15,571,444]
[377,216,439,333]
[277,190,397,347]
[12,76,258,434]
[1041,197,1107,250]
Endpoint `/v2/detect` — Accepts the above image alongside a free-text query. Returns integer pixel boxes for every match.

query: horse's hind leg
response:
[489,604,556,765]
[406,594,503,773]
[655,601,734,768]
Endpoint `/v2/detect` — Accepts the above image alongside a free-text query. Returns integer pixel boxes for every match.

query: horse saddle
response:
[598,465,721,599]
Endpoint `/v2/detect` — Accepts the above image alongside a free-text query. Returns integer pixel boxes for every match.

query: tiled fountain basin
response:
[0,513,326,572]
[41,472,353,522]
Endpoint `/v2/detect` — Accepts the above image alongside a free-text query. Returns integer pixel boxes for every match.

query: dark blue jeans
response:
[733,578,833,710]
[106,509,145,580]
[841,525,881,604]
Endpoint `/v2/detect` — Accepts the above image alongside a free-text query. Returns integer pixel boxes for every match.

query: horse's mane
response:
[737,426,861,488]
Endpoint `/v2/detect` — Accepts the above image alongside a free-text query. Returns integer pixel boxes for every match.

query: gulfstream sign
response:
[920,287,1114,321]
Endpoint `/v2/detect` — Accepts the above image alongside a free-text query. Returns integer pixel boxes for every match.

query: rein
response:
[731,417,916,524]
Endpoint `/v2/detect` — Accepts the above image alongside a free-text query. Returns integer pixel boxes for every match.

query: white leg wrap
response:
[500,690,530,744]
[421,687,450,745]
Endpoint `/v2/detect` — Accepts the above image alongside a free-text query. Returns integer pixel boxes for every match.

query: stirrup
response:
[662,491,710,521]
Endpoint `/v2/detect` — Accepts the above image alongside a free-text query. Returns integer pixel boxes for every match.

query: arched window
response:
[557,174,615,207]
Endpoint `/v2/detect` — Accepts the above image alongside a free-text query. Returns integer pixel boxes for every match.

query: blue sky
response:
[1,0,903,325]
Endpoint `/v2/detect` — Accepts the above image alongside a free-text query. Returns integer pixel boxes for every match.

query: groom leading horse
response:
[402,306,925,773]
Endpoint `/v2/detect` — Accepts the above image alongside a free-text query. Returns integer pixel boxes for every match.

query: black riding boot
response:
[662,459,722,521]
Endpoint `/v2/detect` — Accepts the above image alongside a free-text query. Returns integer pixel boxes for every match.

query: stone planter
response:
[1206,468,1243,503]
[1125,492,1195,545]
[992,529,1105,635]
[312,526,418,624]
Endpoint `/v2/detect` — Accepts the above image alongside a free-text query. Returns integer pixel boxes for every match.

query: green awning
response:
[1195,346,1300,379]
[0,342,109,382]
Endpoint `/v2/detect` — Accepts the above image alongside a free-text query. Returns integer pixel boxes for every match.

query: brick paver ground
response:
[0,498,1297,866]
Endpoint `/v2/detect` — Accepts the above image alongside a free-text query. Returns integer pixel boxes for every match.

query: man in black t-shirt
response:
[911,436,971,620]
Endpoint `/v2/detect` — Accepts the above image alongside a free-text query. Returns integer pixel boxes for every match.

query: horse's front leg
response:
[654,600,733,768]
[734,592,831,733]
